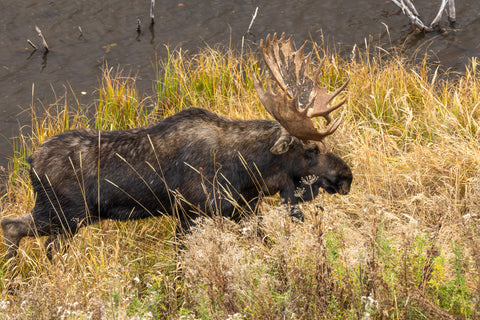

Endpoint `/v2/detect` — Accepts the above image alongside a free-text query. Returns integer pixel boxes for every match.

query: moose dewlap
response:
[1,33,352,259]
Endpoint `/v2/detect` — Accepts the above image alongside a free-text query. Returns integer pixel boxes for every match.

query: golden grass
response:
[0,42,479,319]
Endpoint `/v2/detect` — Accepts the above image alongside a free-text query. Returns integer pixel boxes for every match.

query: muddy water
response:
[0,0,479,169]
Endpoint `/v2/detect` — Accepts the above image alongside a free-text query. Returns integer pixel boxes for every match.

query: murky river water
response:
[0,0,479,168]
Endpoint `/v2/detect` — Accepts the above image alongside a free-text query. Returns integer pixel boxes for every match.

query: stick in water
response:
[247,7,258,35]
[391,0,430,31]
[27,40,38,51]
[448,0,456,23]
[150,0,155,25]
[391,0,456,31]
[137,18,142,33]
[241,7,259,60]
[35,25,49,52]
[431,0,449,27]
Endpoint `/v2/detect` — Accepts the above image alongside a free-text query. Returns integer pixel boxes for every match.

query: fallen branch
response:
[448,0,456,22]
[431,0,456,26]
[391,0,430,31]
[150,0,155,25]
[241,7,259,54]
[247,7,258,35]
[35,25,49,52]
[27,40,38,51]
[391,0,456,31]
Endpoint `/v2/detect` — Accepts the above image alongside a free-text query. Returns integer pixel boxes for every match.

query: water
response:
[1,0,479,169]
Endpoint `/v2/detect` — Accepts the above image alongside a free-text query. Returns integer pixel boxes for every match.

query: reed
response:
[0,42,479,319]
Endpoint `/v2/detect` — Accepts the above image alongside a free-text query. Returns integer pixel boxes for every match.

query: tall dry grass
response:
[0,41,479,319]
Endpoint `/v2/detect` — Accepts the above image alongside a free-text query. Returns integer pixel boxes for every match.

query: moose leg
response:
[280,186,305,222]
[1,214,39,259]
[44,233,73,261]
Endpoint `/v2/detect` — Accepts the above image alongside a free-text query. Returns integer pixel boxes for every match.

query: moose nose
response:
[338,183,350,195]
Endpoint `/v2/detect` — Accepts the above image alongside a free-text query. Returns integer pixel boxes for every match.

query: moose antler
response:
[253,33,349,142]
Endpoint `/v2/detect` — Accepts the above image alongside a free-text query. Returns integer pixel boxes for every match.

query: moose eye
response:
[305,144,320,155]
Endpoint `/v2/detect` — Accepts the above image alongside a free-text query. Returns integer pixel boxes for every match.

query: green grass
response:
[0,41,479,319]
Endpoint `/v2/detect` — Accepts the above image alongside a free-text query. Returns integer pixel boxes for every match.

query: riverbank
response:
[0,42,479,319]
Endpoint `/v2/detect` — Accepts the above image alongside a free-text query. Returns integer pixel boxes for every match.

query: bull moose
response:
[2,34,352,259]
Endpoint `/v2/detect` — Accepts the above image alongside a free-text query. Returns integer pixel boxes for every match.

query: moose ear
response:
[270,135,294,154]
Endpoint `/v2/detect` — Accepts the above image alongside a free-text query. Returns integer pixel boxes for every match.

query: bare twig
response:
[448,0,456,23]
[27,40,38,51]
[391,0,430,31]
[150,0,155,25]
[247,7,258,35]
[137,18,142,33]
[35,25,49,52]
[241,6,259,54]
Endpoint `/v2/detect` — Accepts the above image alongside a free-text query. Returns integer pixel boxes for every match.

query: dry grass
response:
[0,42,479,319]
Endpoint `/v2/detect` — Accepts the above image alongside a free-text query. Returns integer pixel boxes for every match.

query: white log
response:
[35,25,49,52]
[391,0,456,31]
[431,0,449,26]
[150,0,155,24]
[403,0,419,16]
[448,0,456,22]
[391,0,430,31]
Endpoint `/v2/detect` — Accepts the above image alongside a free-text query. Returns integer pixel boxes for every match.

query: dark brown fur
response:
[1,108,352,258]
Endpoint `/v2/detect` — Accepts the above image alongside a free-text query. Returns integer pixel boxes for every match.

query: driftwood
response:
[391,0,455,31]
[150,0,155,25]
[241,7,259,53]
[246,7,258,35]
[27,39,38,51]
[137,18,142,33]
[35,25,49,52]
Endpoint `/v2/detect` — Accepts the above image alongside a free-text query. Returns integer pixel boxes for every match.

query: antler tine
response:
[262,32,310,98]
[294,41,311,97]
[307,78,350,119]
[252,72,266,101]
[321,112,344,136]
[328,78,350,104]
[261,34,288,93]
[296,40,307,58]
[312,57,326,84]
[307,98,347,121]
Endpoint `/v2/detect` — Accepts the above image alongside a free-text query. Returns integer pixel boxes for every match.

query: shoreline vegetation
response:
[0,41,479,319]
